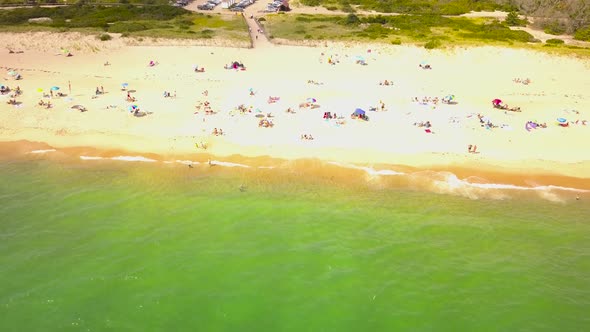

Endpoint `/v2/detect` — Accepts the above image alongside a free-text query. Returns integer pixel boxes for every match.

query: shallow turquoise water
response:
[1,159,589,331]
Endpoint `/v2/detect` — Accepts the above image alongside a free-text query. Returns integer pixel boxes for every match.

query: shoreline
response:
[3,140,589,199]
[1,33,589,199]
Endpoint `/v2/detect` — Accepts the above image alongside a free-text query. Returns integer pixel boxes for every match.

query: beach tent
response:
[353,108,365,116]
[525,121,537,132]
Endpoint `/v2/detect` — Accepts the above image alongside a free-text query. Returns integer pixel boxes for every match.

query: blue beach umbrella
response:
[50,86,60,91]
[353,108,365,116]
[121,83,129,88]
[444,94,455,101]
[557,117,567,123]
[128,105,138,112]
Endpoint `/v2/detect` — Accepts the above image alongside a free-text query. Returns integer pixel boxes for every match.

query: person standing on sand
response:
[68,81,71,95]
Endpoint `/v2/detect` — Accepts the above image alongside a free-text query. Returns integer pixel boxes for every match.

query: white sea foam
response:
[29,149,56,154]
[258,166,275,169]
[327,161,404,176]
[211,160,250,168]
[427,173,588,202]
[110,156,157,162]
[175,160,201,165]
[80,156,104,160]
[459,176,588,193]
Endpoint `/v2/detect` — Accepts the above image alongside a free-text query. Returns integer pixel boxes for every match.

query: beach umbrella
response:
[353,108,366,116]
[444,95,455,101]
[129,105,138,111]
[492,99,502,105]
[37,88,43,93]
[557,117,567,123]
[7,70,17,76]
[51,86,60,91]
[121,83,129,88]
[307,97,317,103]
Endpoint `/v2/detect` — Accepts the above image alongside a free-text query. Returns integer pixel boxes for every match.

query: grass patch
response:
[0,6,249,43]
[297,0,511,14]
[261,13,536,45]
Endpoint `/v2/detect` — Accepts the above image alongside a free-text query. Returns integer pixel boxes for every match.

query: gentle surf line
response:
[29,149,56,154]
[72,154,589,194]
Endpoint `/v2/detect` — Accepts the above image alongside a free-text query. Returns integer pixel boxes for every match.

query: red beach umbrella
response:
[492,99,502,105]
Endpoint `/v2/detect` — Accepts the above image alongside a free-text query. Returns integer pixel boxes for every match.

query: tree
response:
[346,13,360,25]
[504,11,522,26]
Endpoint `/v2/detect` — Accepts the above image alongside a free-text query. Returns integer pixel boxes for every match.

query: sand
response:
[1,31,590,185]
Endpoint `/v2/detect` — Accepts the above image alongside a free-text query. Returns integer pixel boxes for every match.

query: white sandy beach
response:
[1,31,590,182]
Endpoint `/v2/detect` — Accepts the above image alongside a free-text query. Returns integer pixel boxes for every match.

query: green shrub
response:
[300,0,319,6]
[543,21,566,35]
[390,39,401,45]
[438,3,469,15]
[574,27,590,41]
[546,38,564,44]
[304,34,313,39]
[326,6,337,11]
[258,17,266,22]
[345,13,360,25]
[342,4,355,13]
[424,39,441,49]
[108,22,148,33]
[97,33,111,41]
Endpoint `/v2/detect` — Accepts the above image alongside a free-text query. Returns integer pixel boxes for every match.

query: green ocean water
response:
[1,158,589,331]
